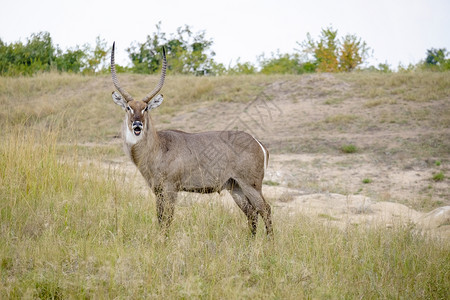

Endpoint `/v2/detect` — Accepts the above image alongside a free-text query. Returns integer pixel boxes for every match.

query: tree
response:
[85,36,109,73]
[424,48,449,70]
[0,32,56,75]
[55,47,87,73]
[0,32,111,75]
[127,23,217,75]
[311,28,339,72]
[426,48,447,65]
[339,34,369,72]
[298,26,370,72]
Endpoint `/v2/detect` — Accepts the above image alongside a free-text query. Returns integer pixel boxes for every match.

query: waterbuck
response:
[110,43,273,235]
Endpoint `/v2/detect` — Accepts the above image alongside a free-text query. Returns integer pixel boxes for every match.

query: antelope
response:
[110,43,273,236]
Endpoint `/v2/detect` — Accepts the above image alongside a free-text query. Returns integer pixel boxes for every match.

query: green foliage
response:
[365,62,392,73]
[0,32,109,76]
[3,26,449,77]
[227,59,257,74]
[54,47,87,73]
[426,48,447,65]
[398,63,418,72]
[85,36,109,73]
[0,32,55,75]
[258,52,312,74]
[126,23,219,75]
[423,48,450,71]
[299,26,370,72]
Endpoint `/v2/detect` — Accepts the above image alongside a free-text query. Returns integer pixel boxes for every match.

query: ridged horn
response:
[111,42,134,102]
[142,47,167,103]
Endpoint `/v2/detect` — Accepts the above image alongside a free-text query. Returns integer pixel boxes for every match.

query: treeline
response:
[0,32,108,76]
[1,25,449,76]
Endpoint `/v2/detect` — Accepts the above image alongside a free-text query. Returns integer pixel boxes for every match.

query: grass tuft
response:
[341,144,358,154]
[432,172,445,182]
[263,180,280,186]
[362,178,373,184]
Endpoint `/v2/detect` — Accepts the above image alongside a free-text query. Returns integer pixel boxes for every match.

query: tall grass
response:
[0,127,449,298]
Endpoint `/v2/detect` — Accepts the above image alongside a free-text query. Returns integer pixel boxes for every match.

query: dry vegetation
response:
[0,72,449,298]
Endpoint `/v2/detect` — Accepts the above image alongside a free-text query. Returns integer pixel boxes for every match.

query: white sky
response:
[1,0,449,68]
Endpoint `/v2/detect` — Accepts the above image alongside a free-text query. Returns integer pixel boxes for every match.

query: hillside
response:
[1,72,448,211]
[1,72,449,298]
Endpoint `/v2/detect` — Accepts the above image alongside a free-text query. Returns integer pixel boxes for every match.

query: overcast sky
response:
[1,0,449,68]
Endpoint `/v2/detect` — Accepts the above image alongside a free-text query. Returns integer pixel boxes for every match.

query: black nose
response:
[132,121,143,128]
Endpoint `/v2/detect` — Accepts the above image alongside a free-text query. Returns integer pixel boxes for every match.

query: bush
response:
[259,52,312,74]
[227,59,257,75]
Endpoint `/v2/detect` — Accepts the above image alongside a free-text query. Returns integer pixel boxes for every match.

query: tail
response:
[263,143,269,170]
[252,136,269,173]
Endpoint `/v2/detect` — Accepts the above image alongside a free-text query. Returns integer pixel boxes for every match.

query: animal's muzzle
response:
[132,121,143,136]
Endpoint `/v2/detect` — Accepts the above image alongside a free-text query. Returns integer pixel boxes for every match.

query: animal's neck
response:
[144,115,160,149]
[124,114,161,166]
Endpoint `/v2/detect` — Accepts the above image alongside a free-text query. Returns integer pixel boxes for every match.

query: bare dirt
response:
[101,74,450,238]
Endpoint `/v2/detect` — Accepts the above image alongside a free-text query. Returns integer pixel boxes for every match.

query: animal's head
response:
[110,42,166,138]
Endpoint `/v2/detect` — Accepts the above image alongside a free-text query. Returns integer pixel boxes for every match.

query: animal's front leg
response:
[155,185,177,230]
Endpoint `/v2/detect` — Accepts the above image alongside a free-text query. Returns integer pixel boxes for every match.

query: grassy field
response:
[1,72,449,298]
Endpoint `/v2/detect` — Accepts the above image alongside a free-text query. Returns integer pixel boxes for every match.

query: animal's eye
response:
[126,106,131,111]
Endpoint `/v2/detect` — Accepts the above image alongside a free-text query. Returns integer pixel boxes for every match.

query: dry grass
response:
[1,72,449,298]
[0,73,277,143]
[340,71,450,102]
[1,129,448,298]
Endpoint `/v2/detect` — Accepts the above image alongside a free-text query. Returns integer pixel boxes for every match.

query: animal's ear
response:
[112,91,127,110]
[147,94,164,111]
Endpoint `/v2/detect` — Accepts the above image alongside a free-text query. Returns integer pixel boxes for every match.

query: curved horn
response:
[111,42,134,102]
[142,47,167,103]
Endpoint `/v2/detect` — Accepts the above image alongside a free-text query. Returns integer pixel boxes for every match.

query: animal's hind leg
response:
[227,182,258,235]
[238,182,273,236]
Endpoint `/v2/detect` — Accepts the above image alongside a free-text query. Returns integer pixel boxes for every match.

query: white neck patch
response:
[124,116,143,145]
[125,126,143,145]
